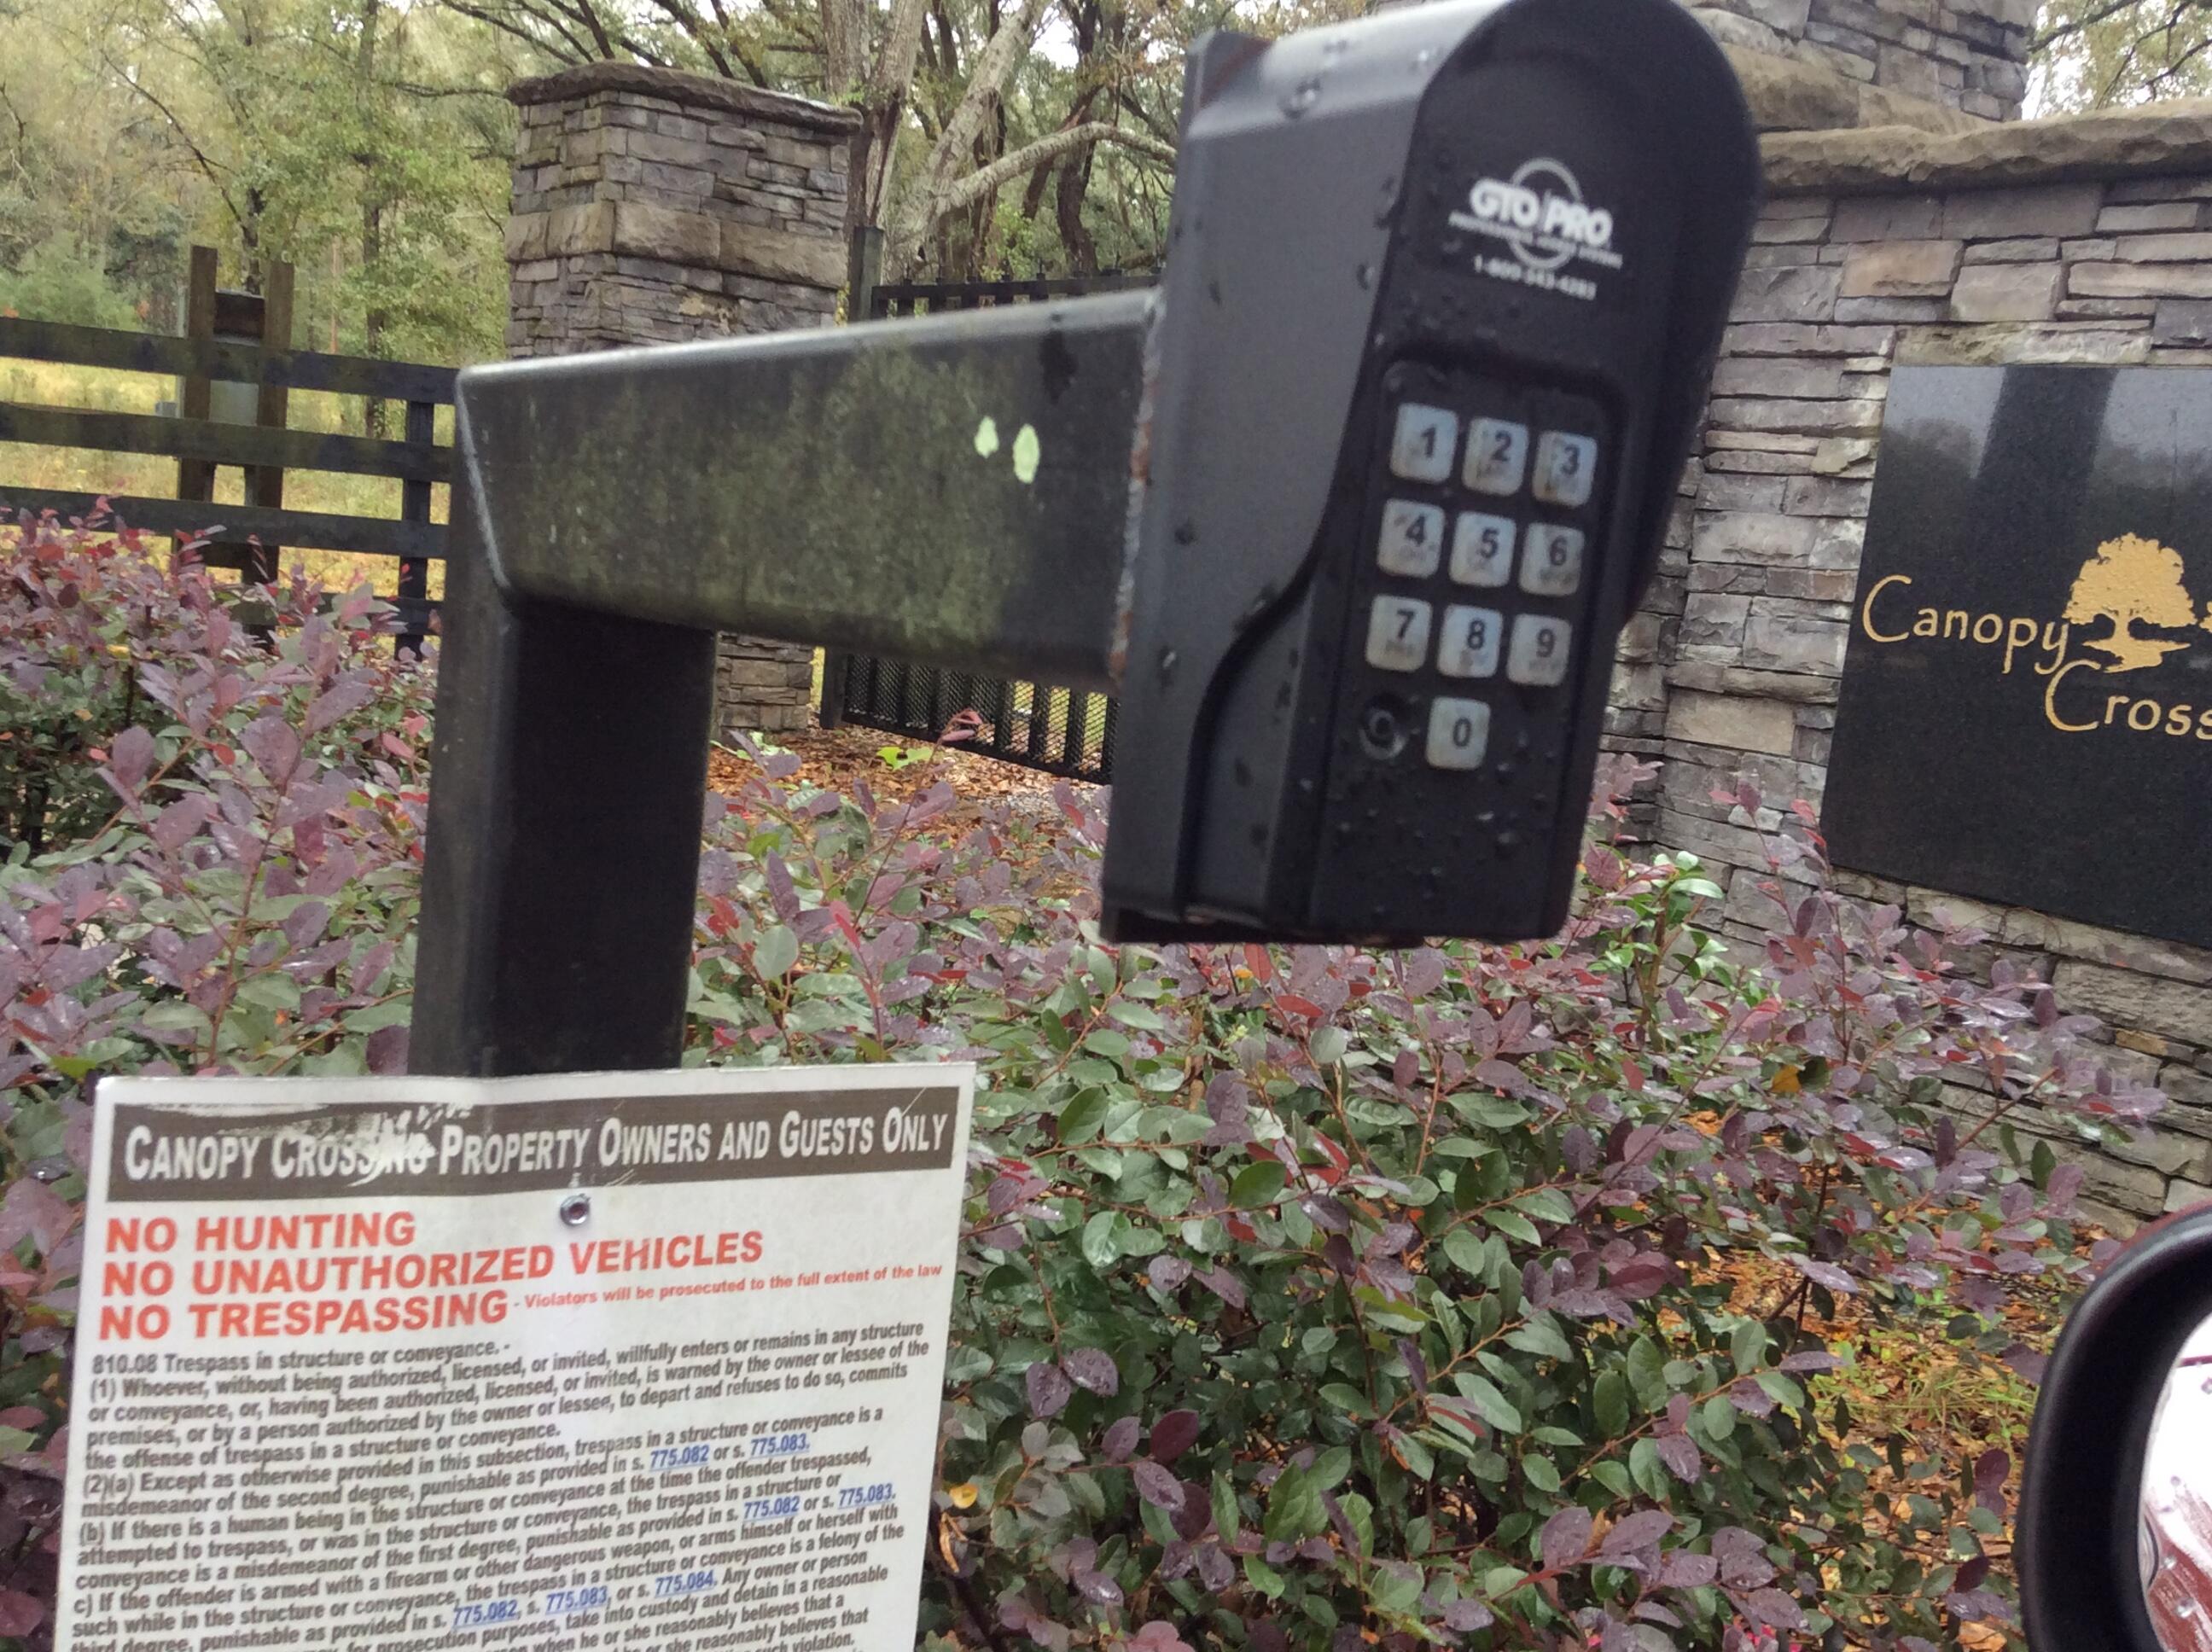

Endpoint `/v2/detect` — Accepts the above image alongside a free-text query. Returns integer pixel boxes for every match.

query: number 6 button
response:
[1521,525,1584,596]
[1507,615,1572,686]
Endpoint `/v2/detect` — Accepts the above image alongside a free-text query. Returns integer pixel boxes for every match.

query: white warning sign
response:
[59,1062,974,1652]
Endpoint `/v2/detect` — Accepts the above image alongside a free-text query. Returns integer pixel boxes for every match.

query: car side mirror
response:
[2021,1203,2212,1650]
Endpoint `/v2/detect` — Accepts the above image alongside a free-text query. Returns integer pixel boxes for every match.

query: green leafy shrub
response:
[2,513,2166,1651]
[695,756,2154,1652]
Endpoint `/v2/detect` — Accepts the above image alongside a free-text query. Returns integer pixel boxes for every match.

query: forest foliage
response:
[8,0,2204,390]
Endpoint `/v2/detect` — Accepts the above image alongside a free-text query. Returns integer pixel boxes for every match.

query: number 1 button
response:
[1390,404,1457,483]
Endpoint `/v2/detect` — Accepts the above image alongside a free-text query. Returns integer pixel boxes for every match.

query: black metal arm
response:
[411,294,1150,1076]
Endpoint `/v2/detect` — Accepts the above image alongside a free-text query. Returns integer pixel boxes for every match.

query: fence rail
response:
[0,255,456,649]
[820,267,1153,784]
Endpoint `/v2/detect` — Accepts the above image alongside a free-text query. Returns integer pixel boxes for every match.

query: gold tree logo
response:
[2064,533,2201,672]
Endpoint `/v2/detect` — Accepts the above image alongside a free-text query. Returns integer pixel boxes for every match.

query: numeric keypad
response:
[1364,380,1608,773]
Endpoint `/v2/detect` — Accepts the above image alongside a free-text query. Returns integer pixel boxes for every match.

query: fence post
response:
[174,247,218,563]
[242,259,294,588]
[397,399,434,655]
[817,224,885,731]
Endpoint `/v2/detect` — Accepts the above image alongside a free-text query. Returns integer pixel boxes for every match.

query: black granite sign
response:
[1825,364,2212,951]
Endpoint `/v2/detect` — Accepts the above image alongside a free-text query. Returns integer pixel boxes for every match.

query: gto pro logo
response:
[1449,158,1624,288]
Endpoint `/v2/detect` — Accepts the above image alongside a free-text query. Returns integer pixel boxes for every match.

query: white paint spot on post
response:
[974,417,1001,457]
[1013,424,1041,485]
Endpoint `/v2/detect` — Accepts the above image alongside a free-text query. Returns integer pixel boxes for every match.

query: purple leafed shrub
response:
[3,512,2167,1652]
[0,514,431,1640]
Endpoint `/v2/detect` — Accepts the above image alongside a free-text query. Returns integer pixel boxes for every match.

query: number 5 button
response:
[1365,596,1432,672]
[1507,615,1572,686]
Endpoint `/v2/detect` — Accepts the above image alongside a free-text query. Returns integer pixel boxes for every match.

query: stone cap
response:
[509,61,859,137]
[1723,46,1982,138]
[1765,97,2212,195]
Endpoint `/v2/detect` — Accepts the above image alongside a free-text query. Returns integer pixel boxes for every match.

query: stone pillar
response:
[504,64,859,738]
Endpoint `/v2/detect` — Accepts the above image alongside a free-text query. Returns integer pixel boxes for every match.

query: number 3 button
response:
[1507,615,1572,686]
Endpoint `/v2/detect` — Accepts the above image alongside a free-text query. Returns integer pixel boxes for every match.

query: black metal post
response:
[411,445,719,1077]
[410,294,1150,1076]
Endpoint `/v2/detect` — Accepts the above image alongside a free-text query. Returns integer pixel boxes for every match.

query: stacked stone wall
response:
[504,66,858,737]
[1689,0,2031,122]
[1612,107,2212,1230]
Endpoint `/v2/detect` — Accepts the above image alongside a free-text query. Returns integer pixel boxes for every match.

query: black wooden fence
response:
[0,305,456,648]
[818,270,1154,783]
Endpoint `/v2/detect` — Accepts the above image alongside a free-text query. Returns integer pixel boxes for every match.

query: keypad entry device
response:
[1364,377,1605,765]
[1099,0,1760,946]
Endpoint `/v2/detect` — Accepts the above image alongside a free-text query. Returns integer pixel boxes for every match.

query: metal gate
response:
[818,270,1153,784]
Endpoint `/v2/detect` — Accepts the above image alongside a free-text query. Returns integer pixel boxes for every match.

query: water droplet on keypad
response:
[1282,78,1321,116]
[1493,762,1516,782]
[1355,263,1374,290]
[1496,830,1522,855]
[1157,647,1179,682]
[1174,520,1196,544]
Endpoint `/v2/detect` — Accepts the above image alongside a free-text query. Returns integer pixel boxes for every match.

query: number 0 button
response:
[1507,615,1572,686]
[1365,596,1432,672]
[1390,404,1457,483]
[1426,698,1491,771]
[1533,432,1598,508]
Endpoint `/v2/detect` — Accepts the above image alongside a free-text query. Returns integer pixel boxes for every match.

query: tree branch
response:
[899,120,1171,262]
